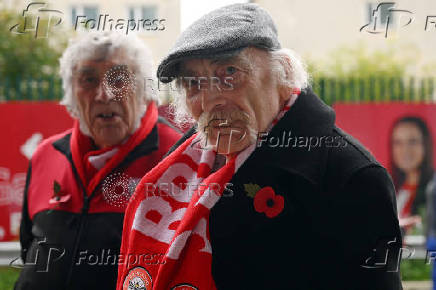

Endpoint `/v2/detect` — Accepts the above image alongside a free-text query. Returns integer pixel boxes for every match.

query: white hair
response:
[59,31,158,135]
[269,48,309,92]
[169,47,309,126]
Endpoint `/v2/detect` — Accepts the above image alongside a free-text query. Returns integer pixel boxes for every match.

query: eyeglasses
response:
[75,65,137,99]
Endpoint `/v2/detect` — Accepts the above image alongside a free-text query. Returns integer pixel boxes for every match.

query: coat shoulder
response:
[325,126,384,190]
[156,117,182,151]
[31,129,72,162]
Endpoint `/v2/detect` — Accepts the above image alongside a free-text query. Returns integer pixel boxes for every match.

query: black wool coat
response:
[168,88,403,290]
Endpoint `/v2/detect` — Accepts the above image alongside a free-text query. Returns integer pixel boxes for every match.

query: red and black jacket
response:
[15,115,180,290]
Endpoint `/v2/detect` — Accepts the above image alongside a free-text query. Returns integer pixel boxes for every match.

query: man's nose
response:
[94,82,115,102]
[200,78,227,112]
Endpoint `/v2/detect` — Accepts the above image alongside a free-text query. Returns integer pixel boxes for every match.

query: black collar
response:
[248,88,336,186]
[165,89,336,186]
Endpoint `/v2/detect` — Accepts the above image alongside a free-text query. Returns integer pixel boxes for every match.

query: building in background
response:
[3,0,181,101]
[57,0,181,68]
[252,0,436,76]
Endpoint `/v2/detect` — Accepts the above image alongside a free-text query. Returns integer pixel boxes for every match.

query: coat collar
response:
[165,88,336,186]
[248,88,336,186]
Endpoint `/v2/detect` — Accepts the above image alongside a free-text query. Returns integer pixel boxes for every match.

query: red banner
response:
[334,103,436,170]
[7,101,434,241]
[0,102,73,241]
[0,102,181,241]
[334,102,436,234]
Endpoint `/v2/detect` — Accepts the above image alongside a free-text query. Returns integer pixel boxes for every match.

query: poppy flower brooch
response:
[244,184,284,218]
[49,180,71,206]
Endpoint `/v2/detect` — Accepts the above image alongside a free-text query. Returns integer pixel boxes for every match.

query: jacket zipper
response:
[59,131,158,288]
[64,158,95,289]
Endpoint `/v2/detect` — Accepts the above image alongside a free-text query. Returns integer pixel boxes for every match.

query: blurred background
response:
[1,0,436,289]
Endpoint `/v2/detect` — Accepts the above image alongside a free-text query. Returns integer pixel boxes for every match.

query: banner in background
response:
[0,102,183,242]
[7,102,434,240]
[334,103,436,235]
[333,103,436,169]
[0,102,73,241]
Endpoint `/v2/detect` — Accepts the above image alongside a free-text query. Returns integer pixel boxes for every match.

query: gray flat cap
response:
[157,3,280,83]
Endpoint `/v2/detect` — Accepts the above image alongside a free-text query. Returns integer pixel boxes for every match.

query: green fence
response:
[313,77,436,105]
[0,76,63,101]
[0,76,435,105]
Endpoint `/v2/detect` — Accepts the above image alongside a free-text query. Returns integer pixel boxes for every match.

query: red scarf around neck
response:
[70,102,158,195]
[117,132,243,290]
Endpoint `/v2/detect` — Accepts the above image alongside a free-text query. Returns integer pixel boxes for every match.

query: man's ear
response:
[277,52,293,103]
[281,52,293,80]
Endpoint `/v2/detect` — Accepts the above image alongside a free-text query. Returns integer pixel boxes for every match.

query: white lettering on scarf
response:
[132,196,186,244]
[166,218,211,259]
[156,163,204,203]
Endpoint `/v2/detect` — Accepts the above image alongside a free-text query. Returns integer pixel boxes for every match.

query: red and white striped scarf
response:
[117,92,299,290]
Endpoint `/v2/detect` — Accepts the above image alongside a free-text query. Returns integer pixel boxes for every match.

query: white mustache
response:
[197,109,250,133]
[195,109,258,151]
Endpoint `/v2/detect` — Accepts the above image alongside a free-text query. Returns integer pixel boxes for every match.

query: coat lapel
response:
[251,88,336,186]
[209,88,336,237]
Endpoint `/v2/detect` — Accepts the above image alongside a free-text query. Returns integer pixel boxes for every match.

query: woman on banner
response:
[390,115,436,289]
[391,116,435,236]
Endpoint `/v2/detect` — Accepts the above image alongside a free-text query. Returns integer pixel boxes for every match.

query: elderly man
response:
[117,4,402,290]
[14,32,180,290]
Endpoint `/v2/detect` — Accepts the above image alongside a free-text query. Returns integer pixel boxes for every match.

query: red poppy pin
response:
[49,180,71,205]
[244,184,284,218]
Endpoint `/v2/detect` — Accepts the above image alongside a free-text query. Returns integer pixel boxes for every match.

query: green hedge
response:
[1,77,434,105]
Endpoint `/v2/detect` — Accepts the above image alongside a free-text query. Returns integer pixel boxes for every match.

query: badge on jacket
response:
[244,184,284,218]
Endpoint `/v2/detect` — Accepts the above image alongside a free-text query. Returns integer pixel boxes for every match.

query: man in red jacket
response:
[14,31,180,290]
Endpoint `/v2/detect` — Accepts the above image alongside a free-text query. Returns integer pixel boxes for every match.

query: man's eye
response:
[183,78,198,89]
[79,76,99,88]
[183,79,200,99]
[190,79,199,87]
[225,66,237,75]
[86,77,98,83]
[108,72,130,89]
